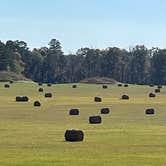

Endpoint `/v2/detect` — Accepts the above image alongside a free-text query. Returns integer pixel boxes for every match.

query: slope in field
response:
[0,71,30,82]
[80,77,117,84]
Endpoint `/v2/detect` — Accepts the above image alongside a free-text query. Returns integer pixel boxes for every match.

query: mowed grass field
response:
[0,82,166,166]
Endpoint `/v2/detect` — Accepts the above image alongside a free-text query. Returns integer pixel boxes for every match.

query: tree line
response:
[0,39,166,85]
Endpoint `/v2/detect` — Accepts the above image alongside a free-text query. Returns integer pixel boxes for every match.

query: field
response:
[0,82,166,166]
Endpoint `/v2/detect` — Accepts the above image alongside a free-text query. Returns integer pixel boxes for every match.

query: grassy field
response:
[0,82,166,166]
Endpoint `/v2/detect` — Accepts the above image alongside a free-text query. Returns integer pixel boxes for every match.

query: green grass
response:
[0,82,166,166]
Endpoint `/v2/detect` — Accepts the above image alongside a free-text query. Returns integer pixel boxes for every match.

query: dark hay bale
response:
[149,93,156,98]
[4,84,10,88]
[45,93,52,98]
[38,82,43,86]
[89,116,102,124]
[72,85,77,88]
[155,89,160,93]
[16,96,29,102]
[69,109,79,115]
[47,83,52,87]
[124,84,128,87]
[94,97,102,102]
[22,96,29,101]
[38,88,44,92]
[65,129,84,142]
[34,101,41,107]
[145,108,155,115]
[149,84,154,87]
[158,85,162,89]
[101,108,110,114]
[122,95,129,100]
[102,85,108,89]
[118,84,122,87]
[16,96,22,102]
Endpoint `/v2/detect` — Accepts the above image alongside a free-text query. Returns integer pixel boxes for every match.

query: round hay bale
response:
[72,85,77,88]
[149,84,154,87]
[145,108,155,115]
[94,97,102,102]
[124,84,128,87]
[47,83,52,87]
[102,85,108,89]
[69,109,79,115]
[89,116,102,124]
[101,108,110,114]
[155,89,160,93]
[158,85,162,89]
[45,93,52,98]
[16,96,29,102]
[38,82,43,86]
[22,96,29,102]
[34,101,41,107]
[122,95,129,100]
[38,88,44,92]
[149,93,156,98]
[16,96,22,102]
[118,84,122,87]
[65,129,84,142]
[4,84,10,88]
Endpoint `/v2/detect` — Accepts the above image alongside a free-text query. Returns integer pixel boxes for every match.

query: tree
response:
[128,45,151,84]
[152,49,166,84]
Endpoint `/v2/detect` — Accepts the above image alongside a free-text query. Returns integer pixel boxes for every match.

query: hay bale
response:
[34,101,41,107]
[124,84,128,87]
[16,96,22,102]
[101,108,110,114]
[47,83,52,87]
[72,85,77,88]
[149,84,154,87]
[102,85,108,89]
[65,129,84,142]
[149,93,156,98]
[45,93,52,98]
[4,84,10,88]
[38,88,44,92]
[16,96,29,102]
[94,97,102,102]
[158,85,162,89]
[155,89,160,93]
[38,82,43,86]
[89,116,102,124]
[122,95,129,100]
[69,109,79,115]
[145,108,155,115]
[118,84,122,87]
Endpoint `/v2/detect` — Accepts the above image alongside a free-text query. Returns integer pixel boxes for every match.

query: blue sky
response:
[0,0,166,53]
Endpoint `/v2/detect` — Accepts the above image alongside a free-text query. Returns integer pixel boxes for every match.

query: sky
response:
[0,0,166,53]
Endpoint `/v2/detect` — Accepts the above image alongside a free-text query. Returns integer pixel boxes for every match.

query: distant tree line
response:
[0,39,166,85]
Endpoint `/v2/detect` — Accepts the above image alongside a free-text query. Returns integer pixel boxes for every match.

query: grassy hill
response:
[0,82,166,166]
[80,77,117,84]
[0,71,30,82]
